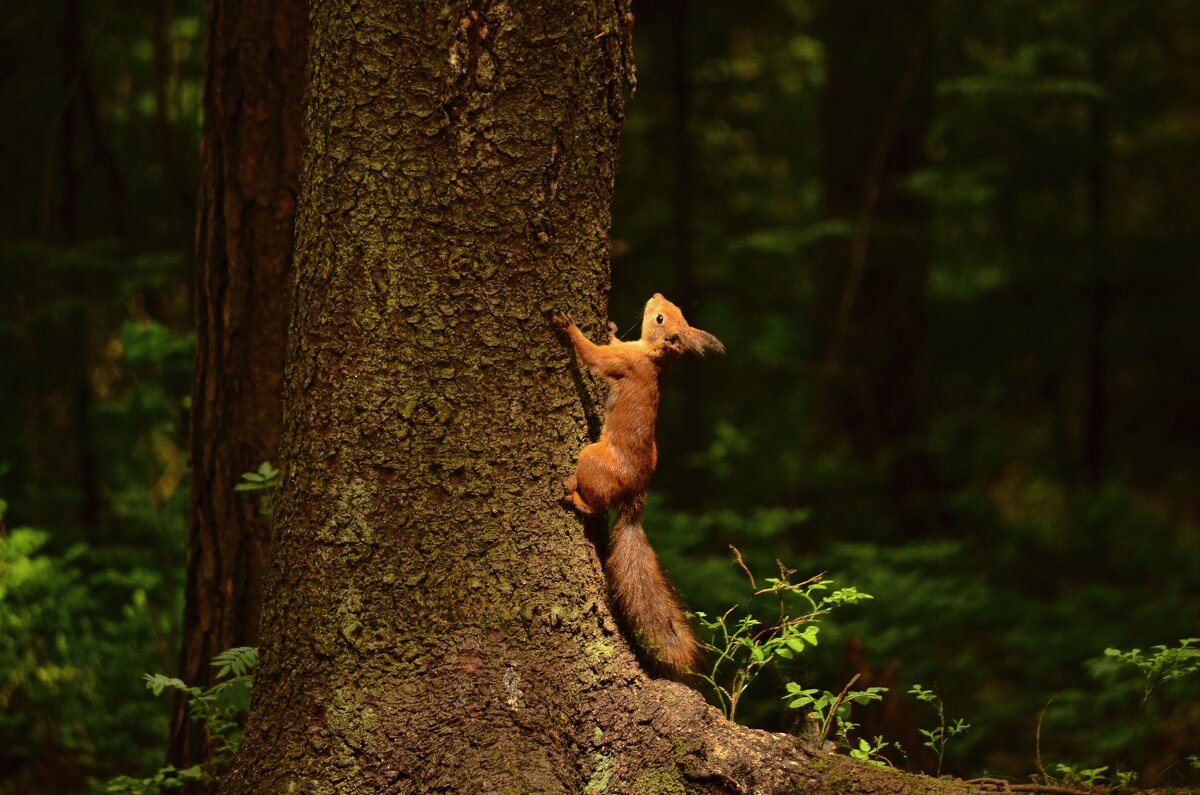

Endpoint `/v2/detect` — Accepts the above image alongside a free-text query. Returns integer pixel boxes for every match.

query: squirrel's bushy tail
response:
[606,496,703,680]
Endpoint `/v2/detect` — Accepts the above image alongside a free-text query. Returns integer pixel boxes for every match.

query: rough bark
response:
[172,0,307,774]
[221,1,975,792]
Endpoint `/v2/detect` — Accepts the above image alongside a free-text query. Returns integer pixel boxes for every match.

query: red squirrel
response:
[553,293,724,679]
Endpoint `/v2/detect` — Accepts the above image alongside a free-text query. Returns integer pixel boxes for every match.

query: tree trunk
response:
[222,2,972,791]
[172,0,307,775]
[149,0,196,215]
[59,0,104,532]
[1082,40,1109,492]
[811,0,935,535]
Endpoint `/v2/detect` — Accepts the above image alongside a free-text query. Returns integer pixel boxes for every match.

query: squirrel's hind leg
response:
[563,474,598,516]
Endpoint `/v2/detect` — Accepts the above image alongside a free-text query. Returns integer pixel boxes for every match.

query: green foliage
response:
[0,243,194,795]
[694,548,874,722]
[0,518,173,788]
[907,684,971,777]
[234,461,280,516]
[102,648,258,794]
[1057,637,1200,785]
[783,680,888,756]
[848,736,893,768]
[99,765,206,795]
[1097,639,1200,710]
[1049,763,1136,790]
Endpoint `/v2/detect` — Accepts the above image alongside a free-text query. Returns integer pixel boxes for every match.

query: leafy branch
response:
[694,546,874,723]
[104,647,258,794]
[909,683,970,776]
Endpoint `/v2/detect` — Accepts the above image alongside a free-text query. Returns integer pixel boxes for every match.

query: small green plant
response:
[782,676,888,756]
[694,547,874,722]
[1101,638,1200,711]
[1115,770,1138,788]
[908,683,970,776]
[1050,763,1136,790]
[101,647,258,794]
[850,735,894,767]
[1054,764,1109,788]
[235,461,280,515]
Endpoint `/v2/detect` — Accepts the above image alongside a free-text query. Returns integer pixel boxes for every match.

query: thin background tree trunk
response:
[171,0,307,776]
[812,0,936,536]
[1083,37,1109,492]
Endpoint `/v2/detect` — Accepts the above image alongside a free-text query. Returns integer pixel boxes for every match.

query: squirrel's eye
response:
[655,314,664,324]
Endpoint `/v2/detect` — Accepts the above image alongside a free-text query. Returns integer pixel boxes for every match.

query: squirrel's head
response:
[641,293,725,359]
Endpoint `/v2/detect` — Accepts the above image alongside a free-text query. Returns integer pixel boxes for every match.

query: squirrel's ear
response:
[684,327,725,355]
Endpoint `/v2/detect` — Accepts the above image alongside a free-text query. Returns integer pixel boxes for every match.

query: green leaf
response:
[144,673,192,696]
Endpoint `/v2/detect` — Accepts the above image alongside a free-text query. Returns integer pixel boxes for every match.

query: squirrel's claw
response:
[551,312,574,333]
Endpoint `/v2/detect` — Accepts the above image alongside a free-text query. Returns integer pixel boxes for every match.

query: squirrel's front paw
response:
[607,321,620,342]
[551,312,574,332]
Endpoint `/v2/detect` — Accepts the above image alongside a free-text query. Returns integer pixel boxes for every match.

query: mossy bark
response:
[220,2,977,792]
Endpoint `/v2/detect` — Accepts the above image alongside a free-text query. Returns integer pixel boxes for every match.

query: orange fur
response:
[553,294,723,679]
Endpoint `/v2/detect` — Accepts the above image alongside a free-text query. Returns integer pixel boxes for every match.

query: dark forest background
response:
[2,0,1198,792]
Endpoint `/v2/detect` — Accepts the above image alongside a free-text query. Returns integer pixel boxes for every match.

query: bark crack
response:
[443,1,499,126]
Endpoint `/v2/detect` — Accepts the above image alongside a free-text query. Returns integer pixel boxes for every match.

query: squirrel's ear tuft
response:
[685,328,725,355]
